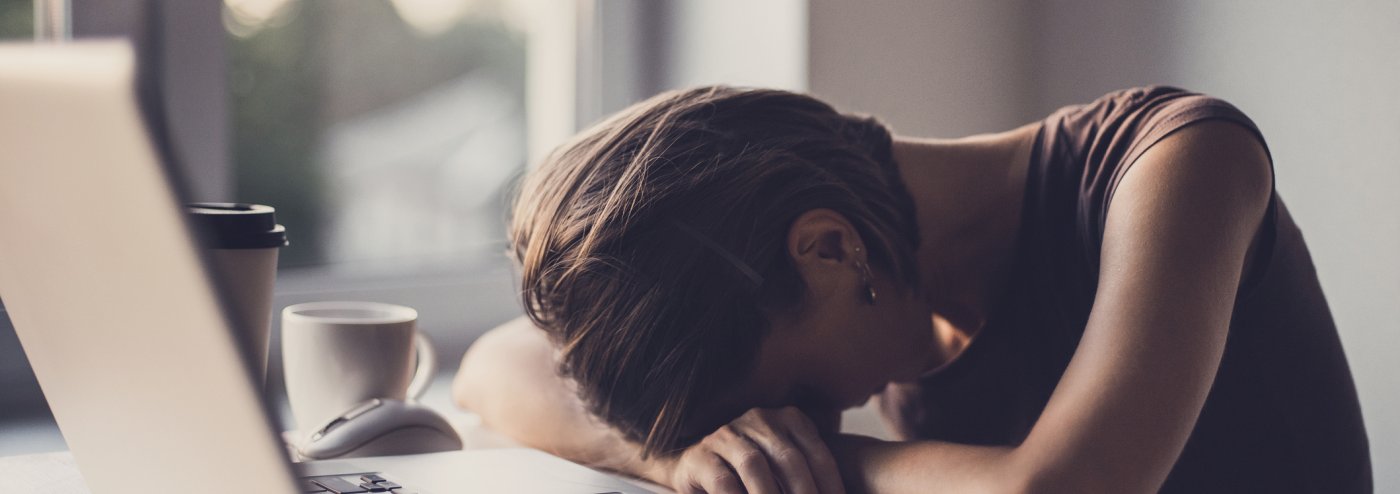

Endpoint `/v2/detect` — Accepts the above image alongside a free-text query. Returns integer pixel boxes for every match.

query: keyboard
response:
[300,473,417,494]
[300,470,625,494]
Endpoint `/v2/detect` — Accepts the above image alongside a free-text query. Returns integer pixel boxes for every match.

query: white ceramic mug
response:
[281,301,436,433]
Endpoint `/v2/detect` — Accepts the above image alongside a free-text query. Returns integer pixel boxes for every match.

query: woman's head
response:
[510,86,931,456]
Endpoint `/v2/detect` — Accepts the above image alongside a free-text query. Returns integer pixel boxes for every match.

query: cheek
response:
[825,345,894,407]
[792,303,926,407]
[827,323,905,397]
[875,302,935,380]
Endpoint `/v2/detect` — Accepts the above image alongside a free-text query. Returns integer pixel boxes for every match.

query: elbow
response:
[1004,465,1094,494]
[1006,467,1079,494]
[452,342,496,414]
[994,452,1049,494]
[450,315,563,429]
[450,342,483,411]
[1004,455,1163,494]
[451,316,535,413]
[1014,475,1147,494]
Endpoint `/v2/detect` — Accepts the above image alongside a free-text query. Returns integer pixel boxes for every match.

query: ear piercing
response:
[854,247,877,305]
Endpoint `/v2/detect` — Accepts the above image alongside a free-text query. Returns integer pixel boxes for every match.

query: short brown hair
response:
[509,86,920,456]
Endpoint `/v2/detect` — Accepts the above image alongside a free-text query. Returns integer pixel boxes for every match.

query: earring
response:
[855,247,877,305]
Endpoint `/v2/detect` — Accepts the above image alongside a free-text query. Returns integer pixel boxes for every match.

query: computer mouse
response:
[297,398,464,460]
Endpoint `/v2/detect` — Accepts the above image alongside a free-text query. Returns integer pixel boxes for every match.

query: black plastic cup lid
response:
[186,202,288,249]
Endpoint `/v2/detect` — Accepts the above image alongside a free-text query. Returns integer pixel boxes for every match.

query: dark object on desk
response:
[297,399,463,460]
[302,472,416,493]
[186,202,287,385]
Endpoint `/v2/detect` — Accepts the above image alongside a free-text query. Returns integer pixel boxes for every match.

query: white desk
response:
[0,375,668,493]
[1,412,665,493]
[1,372,890,493]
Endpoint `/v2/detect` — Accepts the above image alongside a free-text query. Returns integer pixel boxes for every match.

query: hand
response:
[666,407,845,494]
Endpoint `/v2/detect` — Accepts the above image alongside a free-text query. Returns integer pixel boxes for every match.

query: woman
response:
[453,85,1371,493]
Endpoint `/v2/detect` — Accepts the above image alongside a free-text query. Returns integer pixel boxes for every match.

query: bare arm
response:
[452,316,671,483]
[1013,120,1272,491]
[832,120,1274,493]
[455,316,850,494]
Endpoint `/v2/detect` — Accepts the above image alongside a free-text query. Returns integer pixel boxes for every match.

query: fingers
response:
[676,429,778,494]
[713,426,782,494]
[739,410,818,494]
[767,441,820,494]
[673,407,846,494]
[779,408,846,494]
[694,452,745,494]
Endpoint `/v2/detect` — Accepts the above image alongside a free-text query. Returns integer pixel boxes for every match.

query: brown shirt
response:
[878,86,1372,492]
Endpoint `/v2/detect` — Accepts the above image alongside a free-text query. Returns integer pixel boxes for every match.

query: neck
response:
[892,121,1041,330]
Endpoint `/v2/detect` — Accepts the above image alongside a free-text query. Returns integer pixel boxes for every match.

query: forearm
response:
[832,434,1022,494]
[452,317,672,484]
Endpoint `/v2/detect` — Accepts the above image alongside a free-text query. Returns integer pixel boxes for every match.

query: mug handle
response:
[407,332,436,400]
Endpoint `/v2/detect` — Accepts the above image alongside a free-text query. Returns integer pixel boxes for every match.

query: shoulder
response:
[1032,86,1276,278]
[1128,119,1273,214]
[1048,86,1271,168]
[1016,103,1278,494]
[1104,118,1274,277]
[1105,86,1275,227]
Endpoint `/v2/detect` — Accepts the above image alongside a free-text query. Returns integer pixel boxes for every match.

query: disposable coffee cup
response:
[187,202,287,386]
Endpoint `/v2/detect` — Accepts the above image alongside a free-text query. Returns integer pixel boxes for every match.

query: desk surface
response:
[0,375,668,493]
[2,371,890,493]
[1,414,666,494]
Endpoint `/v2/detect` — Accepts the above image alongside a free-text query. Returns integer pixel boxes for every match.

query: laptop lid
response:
[0,41,298,494]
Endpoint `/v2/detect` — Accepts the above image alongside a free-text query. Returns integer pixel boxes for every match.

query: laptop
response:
[0,41,652,494]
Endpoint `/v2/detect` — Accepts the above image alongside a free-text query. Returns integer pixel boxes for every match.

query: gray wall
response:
[654,0,807,92]
[812,0,1399,487]
[810,0,1036,137]
[578,0,808,122]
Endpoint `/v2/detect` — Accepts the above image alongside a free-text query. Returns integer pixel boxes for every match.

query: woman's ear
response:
[786,209,863,297]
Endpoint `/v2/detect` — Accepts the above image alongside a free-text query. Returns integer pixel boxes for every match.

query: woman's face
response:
[748,267,935,413]
[692,209,936,431]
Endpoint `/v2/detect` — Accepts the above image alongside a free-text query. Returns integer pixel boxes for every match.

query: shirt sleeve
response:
[1083,86,1279,301]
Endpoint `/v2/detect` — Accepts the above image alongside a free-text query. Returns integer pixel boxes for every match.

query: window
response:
[0,1,31,40]
[0,0,809,450]
[223,1,568,411]
[225,0,527,272]
[0,0,574,446]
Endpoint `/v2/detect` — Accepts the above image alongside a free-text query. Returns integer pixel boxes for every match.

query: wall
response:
[811,0,1399,487]
[579,0,808,122]
[809,0,1037,136]
[656,0,807,93]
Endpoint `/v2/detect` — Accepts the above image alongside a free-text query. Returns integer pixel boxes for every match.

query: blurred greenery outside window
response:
[228,0,527,271]
[0,1,32,39]
[2,0,528,273]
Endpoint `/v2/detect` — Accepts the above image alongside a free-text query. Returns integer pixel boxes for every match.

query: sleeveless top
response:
[876,86,1372,492]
